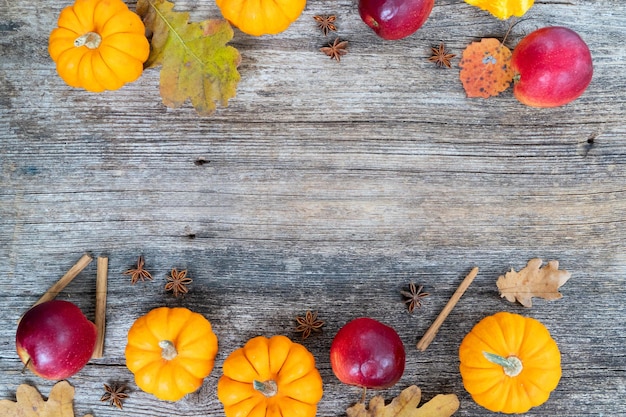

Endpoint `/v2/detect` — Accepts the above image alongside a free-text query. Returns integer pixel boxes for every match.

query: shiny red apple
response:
[358,0,434,40]
[330,317,405,389]
[511,26,593,108]
[16,300,97,380]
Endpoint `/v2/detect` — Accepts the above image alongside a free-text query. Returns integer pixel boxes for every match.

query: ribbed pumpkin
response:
[459,312,561,413]
[217,335,323,417]
[48,0,150,92]
[215,0,306,36]
[125,307,218,401]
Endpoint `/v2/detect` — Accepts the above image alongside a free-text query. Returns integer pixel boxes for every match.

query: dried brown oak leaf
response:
[347,385,459,417]
[137,0,241,116]
[0,381,93,417]
[497,258,571,307]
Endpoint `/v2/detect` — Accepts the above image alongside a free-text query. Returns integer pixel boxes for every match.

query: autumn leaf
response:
[0,381,93,417]
[497,258,571,307]
[465,0,534,20]
[137,0,241,115]
[459,38,514,98]
[347,385,459,417]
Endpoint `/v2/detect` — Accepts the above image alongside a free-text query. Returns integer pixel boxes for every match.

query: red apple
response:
[330,317,405,389]
[511,26,593,108]
[358,0,434,40]
[16,300,97,380]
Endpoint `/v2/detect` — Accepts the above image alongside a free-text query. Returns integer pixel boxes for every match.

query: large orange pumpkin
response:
[217,335,323,417]
[215,0,306,36]
[125,307,218,401]
[459,312,561,413]
[48,0,150,92]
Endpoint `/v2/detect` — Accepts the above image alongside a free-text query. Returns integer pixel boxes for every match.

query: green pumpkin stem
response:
[159,340,178,360]
[483,351,523,377]
[253,379,278,397]
[74,32,102,49]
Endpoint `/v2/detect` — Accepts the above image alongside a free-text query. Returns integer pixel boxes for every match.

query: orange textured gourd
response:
[459,312,561,414]
[125,307,218,402]
[48,0,150,92]
[215,0,306,36]
[217,335,323,417]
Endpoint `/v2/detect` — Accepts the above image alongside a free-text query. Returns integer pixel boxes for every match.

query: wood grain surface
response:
[1,0,625,416]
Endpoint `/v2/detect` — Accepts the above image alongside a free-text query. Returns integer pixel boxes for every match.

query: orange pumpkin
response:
[217,335,323,417]
[459,312,561,413]
[48,0,150,92]
[125,307,218,401]
[215,0,306,36]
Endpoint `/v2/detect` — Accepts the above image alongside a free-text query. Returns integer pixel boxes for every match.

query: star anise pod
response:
[401,283,430,313]
[101,383,129,410]
[295,310,325,340]
[123,256,152,284]
[313,15,337,36]
[165,268,192,297]
[428,43,456,68]
[320,38,348,62]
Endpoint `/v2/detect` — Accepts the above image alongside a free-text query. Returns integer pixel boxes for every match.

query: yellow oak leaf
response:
[497,258,571,307]
[0,381,93,417]
[465,0,534,20]
[347,385,459,417]
[137,0,241,115]
[459,38,514,98]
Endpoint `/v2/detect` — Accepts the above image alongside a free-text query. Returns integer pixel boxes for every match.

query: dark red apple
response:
[330,317,405,389]
[358,0,434,40]
[16,300,97,380]
[511,26,593,108]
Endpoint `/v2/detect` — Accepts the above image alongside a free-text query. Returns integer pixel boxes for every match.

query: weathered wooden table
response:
[1,0,625,416]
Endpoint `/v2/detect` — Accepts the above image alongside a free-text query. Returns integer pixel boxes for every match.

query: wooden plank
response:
[1,0,625,416]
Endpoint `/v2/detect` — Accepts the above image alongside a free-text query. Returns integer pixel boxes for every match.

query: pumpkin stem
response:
[74,32,102,49]
[253,380,278,397]
[483,351,523,377]
[159,340,178,360]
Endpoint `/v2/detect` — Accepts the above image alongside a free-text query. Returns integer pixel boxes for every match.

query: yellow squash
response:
[125,307,218,401]
[464,0,534,20]
[48,0,150,92]
[217,335,323,417]
[459,311,561,413]
[215,0,306,36]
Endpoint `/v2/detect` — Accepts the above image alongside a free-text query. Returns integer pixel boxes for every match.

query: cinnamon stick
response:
[92,256,108,359]
[416,267,479,351]
[32,253,93,307]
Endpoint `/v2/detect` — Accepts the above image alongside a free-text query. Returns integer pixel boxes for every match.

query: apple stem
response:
[159,340,178,360]
[360,386,367,404]
[21,358,31,374]
[253,380,278,397]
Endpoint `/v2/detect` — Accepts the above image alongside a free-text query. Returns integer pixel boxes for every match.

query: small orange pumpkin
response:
[459,312,561,413]
[217,335,323,417]
[125,307,218,401]
[215,0,306,36]
[48,0,150,92]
